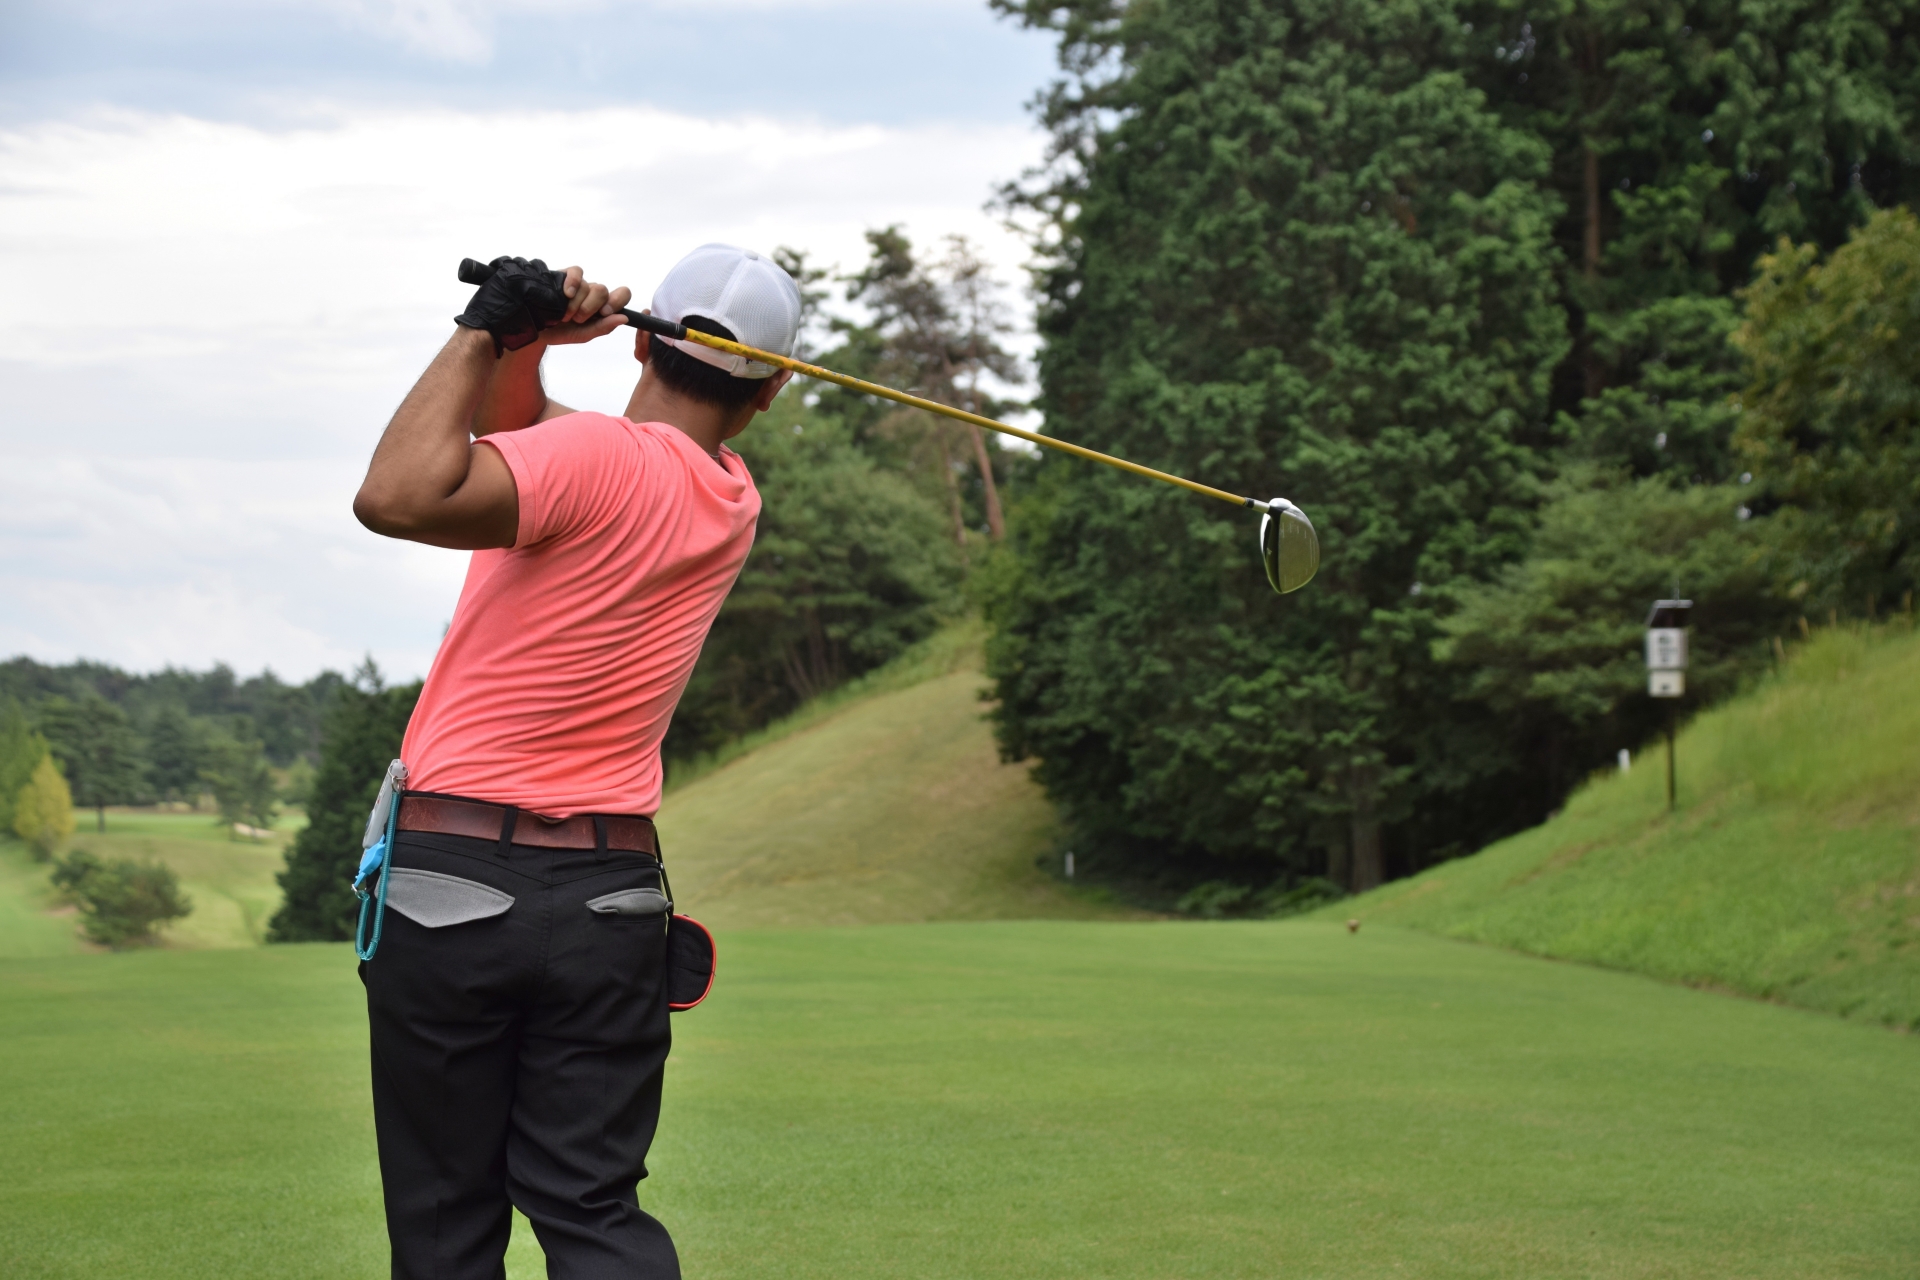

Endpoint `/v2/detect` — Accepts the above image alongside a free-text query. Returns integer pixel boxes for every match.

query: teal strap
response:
[354,791,402,962]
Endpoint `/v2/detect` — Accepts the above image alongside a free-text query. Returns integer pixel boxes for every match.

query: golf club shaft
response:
[617,309,1266,512]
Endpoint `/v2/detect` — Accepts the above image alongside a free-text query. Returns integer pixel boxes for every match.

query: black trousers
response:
[360,829,679,1280]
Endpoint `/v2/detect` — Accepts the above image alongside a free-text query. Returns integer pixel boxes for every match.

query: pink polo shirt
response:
[400,412,759,818]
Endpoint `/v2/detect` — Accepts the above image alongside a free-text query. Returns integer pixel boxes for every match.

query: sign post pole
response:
[1645,600,1692,813]
[1666,711,1676,812]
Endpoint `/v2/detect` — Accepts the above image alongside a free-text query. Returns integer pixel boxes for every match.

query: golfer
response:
[351,245,801,1278]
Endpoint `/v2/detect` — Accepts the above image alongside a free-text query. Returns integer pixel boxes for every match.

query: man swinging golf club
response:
[351,245,801,1278]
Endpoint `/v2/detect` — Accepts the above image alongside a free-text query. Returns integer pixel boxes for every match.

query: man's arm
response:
[470,341,573,438]
[353,267,629,549]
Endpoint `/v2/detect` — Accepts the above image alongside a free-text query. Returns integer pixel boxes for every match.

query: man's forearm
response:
[471,341,564,437]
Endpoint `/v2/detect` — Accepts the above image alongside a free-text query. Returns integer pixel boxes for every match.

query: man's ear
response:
[752,370,794,413]
[633,330,652,364]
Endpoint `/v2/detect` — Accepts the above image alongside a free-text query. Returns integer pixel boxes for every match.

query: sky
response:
[0,0,1057,683]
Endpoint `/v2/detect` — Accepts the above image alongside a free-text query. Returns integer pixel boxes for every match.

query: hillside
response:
[1326,624,1920,1029]
[658,624,1134,928]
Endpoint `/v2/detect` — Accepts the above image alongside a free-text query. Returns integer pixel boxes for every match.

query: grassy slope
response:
[657,624,1132,928]
[1324,625,1920,1028]
[3,927,1916,1280]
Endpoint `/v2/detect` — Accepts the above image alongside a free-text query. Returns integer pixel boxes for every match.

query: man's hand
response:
[542,266,632,346]
[358,262,635,549]
[455,259,631,353]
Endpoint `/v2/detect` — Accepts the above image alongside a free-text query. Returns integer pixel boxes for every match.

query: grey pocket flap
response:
[586,888,671,918]
[384,867,515,928]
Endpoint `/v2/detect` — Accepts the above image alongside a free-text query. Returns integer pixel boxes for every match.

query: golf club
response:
[458,258,1321,593]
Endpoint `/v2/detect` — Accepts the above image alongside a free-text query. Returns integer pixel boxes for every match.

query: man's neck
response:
[622,374,746,457]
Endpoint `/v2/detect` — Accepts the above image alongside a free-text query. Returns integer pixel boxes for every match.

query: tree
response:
[1458,0,1920,480]
[1433,466,1798,816]
[37,693,146,832]
[144,703,205,803]
[0,698,52,836]
[1732,207,1920,615]
[269,662,421,942]
[13,754,76,861]
[0,658,342,770]
[49,850,191,948]
[201,732,280,832]
[986,0,1568,891]
[844,227,1024,546]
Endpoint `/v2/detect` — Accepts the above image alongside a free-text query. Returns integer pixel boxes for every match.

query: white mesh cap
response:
[650,244,802,379]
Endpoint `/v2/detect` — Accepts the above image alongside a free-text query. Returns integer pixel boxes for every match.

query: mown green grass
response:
[659,627,1133,929]
[2,924,1915,1279]
[0,840,88,957]
[1327,624,1920,1028]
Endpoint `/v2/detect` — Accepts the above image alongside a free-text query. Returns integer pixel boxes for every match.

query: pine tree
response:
[988,0,1568,889]
[268,663,420,942]
[37,694,146,833]
[843,228,1023,546]
[144,703,204,803]
[1460,0,1920,479]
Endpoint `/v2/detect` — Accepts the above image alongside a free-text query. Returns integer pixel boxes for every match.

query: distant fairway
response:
[1327,625,1920,1028]
[0,811,303,955]
[4,923,1917,1279]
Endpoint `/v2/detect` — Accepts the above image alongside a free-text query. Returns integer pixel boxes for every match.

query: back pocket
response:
[384,867,515,928]
[585,887,671,919]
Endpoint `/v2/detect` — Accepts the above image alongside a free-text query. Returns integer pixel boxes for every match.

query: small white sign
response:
[1649,670,1684,698]
[1645,627,1688,671]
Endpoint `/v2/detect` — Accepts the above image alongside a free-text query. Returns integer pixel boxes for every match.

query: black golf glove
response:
[454,256,570,355]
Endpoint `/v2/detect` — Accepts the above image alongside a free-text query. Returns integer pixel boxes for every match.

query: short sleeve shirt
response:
[399,412,759,817]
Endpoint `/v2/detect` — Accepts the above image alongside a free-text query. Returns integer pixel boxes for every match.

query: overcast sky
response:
[0,0,1055,683]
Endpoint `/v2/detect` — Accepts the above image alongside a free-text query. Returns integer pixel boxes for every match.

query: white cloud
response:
[0,102,1042,680]
[73,0,1009,65]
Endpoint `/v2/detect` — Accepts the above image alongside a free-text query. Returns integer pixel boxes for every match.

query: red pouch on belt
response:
[667,915,715,1011]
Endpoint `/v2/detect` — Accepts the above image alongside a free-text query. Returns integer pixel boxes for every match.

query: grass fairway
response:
[1327,625,1920,1028]
[4,924,1915,1279]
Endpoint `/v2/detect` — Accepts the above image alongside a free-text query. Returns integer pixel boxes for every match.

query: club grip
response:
[458,260,687,339]
[619,308,688,341]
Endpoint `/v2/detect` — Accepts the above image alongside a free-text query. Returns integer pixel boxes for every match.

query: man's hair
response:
[647,316,764,410]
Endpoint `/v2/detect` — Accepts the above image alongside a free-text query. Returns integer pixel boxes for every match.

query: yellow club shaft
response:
[668,328,1258,511]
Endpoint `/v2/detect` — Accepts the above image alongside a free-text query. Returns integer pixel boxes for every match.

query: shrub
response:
[49,849,191,948]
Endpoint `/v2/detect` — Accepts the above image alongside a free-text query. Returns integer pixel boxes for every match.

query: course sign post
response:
[1645,600,1691,809]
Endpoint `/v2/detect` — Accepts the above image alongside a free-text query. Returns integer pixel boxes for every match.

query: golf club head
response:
[1259,500,1320,595]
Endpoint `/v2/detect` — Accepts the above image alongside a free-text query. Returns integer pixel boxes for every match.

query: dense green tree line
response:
[985,0,1920,899]
[0,683,303,832]
[0,657,342,767]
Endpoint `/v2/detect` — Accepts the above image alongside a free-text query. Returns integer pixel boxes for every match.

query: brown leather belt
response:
[397,794,657,855]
